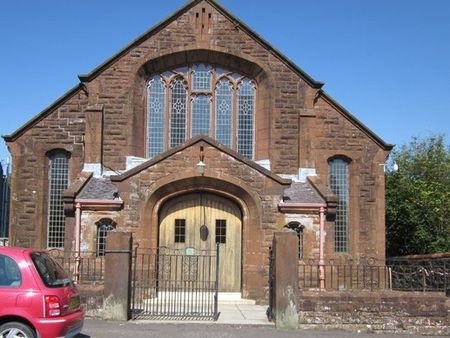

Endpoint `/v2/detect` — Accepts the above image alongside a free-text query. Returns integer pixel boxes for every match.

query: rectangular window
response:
[174,219,186,243]
[215,219,226,244]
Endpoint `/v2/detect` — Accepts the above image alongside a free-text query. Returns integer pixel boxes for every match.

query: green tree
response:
[386,134,450,257]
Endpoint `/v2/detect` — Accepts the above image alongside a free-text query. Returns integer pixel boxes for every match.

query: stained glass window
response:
[47,152,69,248]
[170,77,187,148]
[147,76,166,158]
[215,78,233,148]
[237,79,255,159]
[147,65,256,158]
[192,94,211,137]
[329,158,349,252]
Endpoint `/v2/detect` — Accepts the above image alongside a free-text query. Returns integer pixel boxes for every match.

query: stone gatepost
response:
[272,231,299,329]
[103,231,133,321]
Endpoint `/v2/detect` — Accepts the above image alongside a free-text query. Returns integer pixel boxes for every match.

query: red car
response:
[0,246,85,338]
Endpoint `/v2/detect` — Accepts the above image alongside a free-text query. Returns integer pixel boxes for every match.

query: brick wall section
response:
[298,291,450,335]
[78,283,104,319]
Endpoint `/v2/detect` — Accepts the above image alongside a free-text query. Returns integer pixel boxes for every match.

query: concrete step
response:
[139,292,256,305]
[218,292,255,304]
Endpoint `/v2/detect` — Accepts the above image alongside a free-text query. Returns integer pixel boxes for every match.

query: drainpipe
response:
[319,207,325,290]
[74,202,81,283]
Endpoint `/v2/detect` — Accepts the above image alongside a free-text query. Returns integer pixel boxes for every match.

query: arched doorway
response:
[159,192,242,292]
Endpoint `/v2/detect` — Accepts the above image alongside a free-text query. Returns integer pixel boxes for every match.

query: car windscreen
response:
[30,252,73,288]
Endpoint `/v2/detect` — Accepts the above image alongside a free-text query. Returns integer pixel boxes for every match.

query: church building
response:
[3,0,392,300]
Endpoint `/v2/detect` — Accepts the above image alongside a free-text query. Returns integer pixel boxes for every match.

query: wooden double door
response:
[159,192,242,292]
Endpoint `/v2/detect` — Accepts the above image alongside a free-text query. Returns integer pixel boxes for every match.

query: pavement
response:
[75,295,436,337]
[76,319,435,338]
[215,303,271,325]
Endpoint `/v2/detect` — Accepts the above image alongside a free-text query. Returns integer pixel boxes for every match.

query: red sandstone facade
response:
[3,0,391,300]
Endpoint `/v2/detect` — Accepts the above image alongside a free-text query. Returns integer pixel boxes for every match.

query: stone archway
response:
[139,172,266,299]
[159,191,242,292]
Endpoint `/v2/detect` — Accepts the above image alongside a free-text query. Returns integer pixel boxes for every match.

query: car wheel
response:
[0,322,36,338]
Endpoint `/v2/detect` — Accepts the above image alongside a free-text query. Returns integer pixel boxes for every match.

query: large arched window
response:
[47,152,69,248]
[329,158,350,253]
[96,218,117,256]
[147,64,255,159]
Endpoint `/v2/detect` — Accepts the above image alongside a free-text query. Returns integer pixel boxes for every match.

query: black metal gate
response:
[131,244,219,320]
[266,246,274,321]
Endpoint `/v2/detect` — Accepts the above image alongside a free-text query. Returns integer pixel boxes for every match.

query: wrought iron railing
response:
[387,256,450,292]
[299,259,390,291]
[131,245,219,320]
[47,249,104,283]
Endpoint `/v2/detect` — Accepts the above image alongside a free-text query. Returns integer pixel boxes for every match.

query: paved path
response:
[76,319,434,338]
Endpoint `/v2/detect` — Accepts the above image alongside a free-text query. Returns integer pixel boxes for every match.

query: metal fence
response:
[299,261,390,291]
[131,246,219,320]
[0,163,10,239]
[48,249,105,283]
[387,256,450,292]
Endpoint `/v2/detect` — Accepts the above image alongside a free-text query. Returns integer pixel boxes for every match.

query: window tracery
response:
[147,64,255,159]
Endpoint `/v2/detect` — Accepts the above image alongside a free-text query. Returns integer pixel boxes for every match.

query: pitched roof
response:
[2,85,84,142]
[319,91,394,151]
[282,181,325,204]
[110,134,291,185]
[77,177,119,200]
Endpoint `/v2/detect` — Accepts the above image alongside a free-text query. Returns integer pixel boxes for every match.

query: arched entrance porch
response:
[139,172,264,299]
[159,191,242,292]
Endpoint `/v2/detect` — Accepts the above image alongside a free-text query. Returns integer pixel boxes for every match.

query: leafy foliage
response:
[386,135,450,257]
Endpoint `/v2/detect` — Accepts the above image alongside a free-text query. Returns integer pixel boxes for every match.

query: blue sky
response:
[1,0,449,169]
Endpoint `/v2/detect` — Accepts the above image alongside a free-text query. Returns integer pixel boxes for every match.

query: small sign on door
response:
[185,247,195,256]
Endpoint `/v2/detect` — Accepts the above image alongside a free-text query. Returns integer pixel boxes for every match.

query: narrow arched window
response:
[237,79,255,159]
[47,152,69,248]
[215,78,233,148]
[329,158,349,252]
[286,221,304,260]
[96,219,116,256]
[191,94,211,137]
[147,75,166,158]
[170,77,187,148]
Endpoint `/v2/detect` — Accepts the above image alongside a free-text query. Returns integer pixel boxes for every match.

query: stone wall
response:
[78,283,104,319]
[298,290,450,335]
